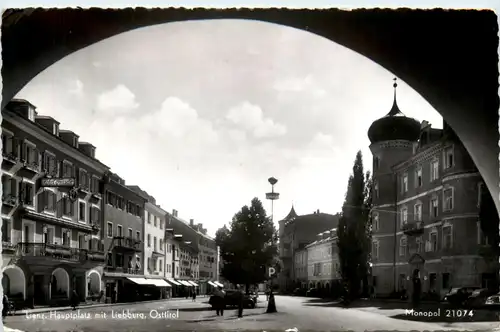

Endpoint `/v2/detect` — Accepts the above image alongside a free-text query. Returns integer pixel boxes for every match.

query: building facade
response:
[102,173,146,303]
[368,80,496,298]
[1,99,108,308]
[278,206,340,291]
[306,229,341,295]
[293,247,308,288]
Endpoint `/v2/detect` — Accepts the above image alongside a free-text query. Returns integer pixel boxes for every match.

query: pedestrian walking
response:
[213,286,225,316]
[236,285,244,318]
[3,294,10,320]
[71,290,80,311]
[192,289,197,302]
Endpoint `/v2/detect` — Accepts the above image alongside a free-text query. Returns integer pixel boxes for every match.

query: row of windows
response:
[372,181,483,232]
[2,174,100,224]
[372,146,456,199]
[145,210,165,229]
[106,221,140,240]
[307,245,337,260]
[148,257,164,273]
[372,221,488,259]
[2,134,101,193]
[106,191,142,217]
[310,262,340,277]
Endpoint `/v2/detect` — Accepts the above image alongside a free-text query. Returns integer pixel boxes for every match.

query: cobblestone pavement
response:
[2,296,500,331]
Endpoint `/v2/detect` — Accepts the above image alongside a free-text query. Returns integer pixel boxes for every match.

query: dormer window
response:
[73,136,78,148]
[53,123,59,136]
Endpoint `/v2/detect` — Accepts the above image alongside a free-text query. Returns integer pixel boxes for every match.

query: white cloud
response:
[68,79,84,96]
[140,97,219,145]
[226,129,247,142]
[96,84,139,113]
[226,101,287,138]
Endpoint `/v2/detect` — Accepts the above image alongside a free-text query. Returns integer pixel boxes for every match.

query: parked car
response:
[466,288,497,308]
[444,287,479,306]
[293,288,306,296]
[209,290,257,309]
[306,288,319,297]
[483,292,500,309]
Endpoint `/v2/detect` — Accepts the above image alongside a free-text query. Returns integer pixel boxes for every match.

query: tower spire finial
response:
[387,77,402,116]
[393,77,398,102]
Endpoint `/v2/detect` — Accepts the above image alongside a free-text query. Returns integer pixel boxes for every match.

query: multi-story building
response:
[102,173,147,303]
[293,247,308,288]
[368,80,496,298]
[169,210,220,295]
[196,221,218,295]
[278,206,340,291]
[128,185,171,298]
[306,229,341,295]
[1,99,108,307]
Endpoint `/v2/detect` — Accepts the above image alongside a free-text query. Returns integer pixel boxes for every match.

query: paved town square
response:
[4,296,500,332]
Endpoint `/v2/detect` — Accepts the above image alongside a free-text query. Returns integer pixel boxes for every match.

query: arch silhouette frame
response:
[2,8,498,214]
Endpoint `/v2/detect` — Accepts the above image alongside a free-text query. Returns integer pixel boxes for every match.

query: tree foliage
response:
[215,197,278,292]
[337,151,372,298]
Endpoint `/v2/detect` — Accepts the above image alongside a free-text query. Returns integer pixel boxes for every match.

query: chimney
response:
[59,130,79,148]
[78,142,96,158]
[317,209,320,214]
[8,99,37,121]
[172,209,178,217]
[202,229,207,235]
[197,223,203,231]
[190,219,194,227]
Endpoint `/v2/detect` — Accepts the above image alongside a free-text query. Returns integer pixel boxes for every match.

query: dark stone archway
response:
[2,8,498,214]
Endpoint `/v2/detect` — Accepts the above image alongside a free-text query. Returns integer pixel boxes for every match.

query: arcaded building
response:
[368,80,495,298]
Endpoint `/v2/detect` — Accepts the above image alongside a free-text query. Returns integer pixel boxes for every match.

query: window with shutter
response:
[47,191,55,211]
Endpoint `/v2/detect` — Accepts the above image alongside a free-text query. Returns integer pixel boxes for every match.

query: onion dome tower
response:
[368,78,421,207]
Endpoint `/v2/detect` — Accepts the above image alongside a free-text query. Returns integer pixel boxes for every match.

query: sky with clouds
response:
[16,19,442,237]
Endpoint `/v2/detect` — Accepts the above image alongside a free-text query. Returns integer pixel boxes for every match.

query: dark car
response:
[482,292,500,311]
[444,287,479,306]
[466,288,496,308]
[209,290,256,309]
[306,288,319,297]
[293,288,306,296]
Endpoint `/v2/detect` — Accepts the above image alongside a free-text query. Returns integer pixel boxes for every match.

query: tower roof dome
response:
[368,78,421,144]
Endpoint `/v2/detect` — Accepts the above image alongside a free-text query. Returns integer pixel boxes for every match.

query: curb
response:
[11,298,199,316]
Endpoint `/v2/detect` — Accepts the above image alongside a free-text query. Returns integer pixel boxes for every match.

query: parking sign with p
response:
[268,267,276,278]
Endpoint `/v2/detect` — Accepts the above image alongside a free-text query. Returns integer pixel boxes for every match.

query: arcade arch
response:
[51,267,70,299]
[2,265,26,299]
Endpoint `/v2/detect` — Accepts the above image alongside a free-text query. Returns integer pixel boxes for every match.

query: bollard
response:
[266,291,277,313]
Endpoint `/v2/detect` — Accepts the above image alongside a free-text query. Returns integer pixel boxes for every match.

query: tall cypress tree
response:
[337,151,372,298]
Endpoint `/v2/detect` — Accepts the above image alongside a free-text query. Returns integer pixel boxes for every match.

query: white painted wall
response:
[144,202,167,277]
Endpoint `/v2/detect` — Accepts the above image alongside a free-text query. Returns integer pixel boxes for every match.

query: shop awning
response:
[214,281,224,287]
[127,277,151,285]
[147,279,171,287]
[167,279,182,286]
[208,281,217,287]
[180,280,192,286]
[187,281,199,287]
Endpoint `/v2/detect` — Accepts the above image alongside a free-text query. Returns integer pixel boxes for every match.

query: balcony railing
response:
[2,240,16,254]
[402,221,424,236]
[2,150,19,163]
[22,160,39,173]
[16,242,104,262]
[104,266,141,275]
[113,236,141,251]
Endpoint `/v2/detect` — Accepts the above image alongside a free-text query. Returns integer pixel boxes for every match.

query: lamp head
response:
[268,177,278,186]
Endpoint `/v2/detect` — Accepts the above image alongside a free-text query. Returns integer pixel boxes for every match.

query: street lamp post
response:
[265,177,279,314]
